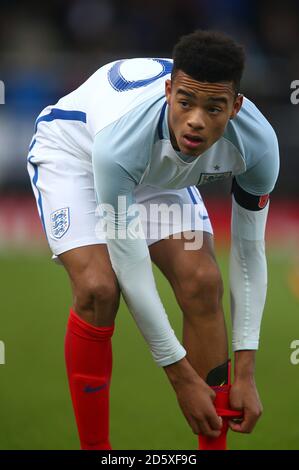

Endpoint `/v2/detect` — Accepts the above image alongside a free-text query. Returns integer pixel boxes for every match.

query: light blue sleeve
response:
[229,99,279,351]
[92,104,186,367]
[235,100,280,195]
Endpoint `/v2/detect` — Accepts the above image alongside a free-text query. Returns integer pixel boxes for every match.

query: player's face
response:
[165,71,243,156]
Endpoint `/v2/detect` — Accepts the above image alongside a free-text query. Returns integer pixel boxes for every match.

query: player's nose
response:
[187,109,205,130]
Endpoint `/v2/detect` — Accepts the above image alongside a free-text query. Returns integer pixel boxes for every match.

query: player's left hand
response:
[228,377,263,433]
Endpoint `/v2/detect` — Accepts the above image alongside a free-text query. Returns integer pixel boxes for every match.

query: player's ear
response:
[165,79,172,105]
[230,94,243,119]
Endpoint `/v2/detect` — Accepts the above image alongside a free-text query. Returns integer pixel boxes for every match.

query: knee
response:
[175,261,224,315]
[74,273,120,317]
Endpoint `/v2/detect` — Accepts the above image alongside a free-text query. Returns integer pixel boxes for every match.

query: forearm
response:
[230,236,267,350]
[230,196,269,351]
[111,238,186,366]
[234,350,256,380]
[164,357,199,387]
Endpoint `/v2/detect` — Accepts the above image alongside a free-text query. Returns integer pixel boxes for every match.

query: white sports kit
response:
[28,58,279,366]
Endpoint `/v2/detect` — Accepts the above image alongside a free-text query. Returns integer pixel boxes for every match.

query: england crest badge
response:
[51,207,70,239]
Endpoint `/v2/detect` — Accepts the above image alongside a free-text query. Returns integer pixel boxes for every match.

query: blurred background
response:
[0,0,298,450]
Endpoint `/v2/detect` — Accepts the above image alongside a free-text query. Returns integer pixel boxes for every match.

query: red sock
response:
[65,308,114,450]
[198,385,231,450]
[198,361,242,450]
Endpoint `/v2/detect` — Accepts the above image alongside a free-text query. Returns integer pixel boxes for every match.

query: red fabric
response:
[198,386,231,450]
[198,361,242,450]
[198,391,243,450]
[65,308,114,450]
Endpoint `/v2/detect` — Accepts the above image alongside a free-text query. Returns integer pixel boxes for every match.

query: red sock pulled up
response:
[65,309,114,450]
[198,361,242,450]
[198,385,240,450]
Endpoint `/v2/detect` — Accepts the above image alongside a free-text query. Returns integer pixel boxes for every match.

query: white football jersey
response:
[32,57,279,196]
[29,57,280,366]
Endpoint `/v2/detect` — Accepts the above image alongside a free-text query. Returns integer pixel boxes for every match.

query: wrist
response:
[163,357,199,388]
[234,350,256,381]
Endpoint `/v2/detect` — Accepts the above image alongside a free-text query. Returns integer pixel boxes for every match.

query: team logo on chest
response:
[51,208,70,239]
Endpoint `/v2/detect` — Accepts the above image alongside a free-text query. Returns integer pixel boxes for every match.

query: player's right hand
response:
[164,358,222,437]
[175,375,222,437]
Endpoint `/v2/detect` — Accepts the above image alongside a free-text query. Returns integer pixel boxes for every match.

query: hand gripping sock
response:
[198,360,242,450]
[65,309,115,450]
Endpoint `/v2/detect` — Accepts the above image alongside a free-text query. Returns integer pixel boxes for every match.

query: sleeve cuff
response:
[232,340,259,351]
[156,346,187,367]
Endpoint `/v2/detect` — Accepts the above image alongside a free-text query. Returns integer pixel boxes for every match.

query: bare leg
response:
[150,232,228,381]
[59,244,120,326]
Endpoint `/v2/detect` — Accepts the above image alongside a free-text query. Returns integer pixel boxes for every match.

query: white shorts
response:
[27,143,213,258]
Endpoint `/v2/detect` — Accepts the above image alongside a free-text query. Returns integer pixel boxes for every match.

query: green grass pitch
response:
[0,249,298,449]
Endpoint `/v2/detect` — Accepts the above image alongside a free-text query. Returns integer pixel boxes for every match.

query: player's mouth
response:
[182,133,205,150]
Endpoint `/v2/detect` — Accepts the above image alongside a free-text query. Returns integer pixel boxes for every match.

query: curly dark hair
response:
[172,30,245,94]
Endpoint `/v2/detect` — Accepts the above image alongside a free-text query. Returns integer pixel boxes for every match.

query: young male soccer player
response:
[28,30,279,449]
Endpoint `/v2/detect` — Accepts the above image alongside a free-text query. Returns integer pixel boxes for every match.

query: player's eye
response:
[179,100,190,109]
[208,107,222,115]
